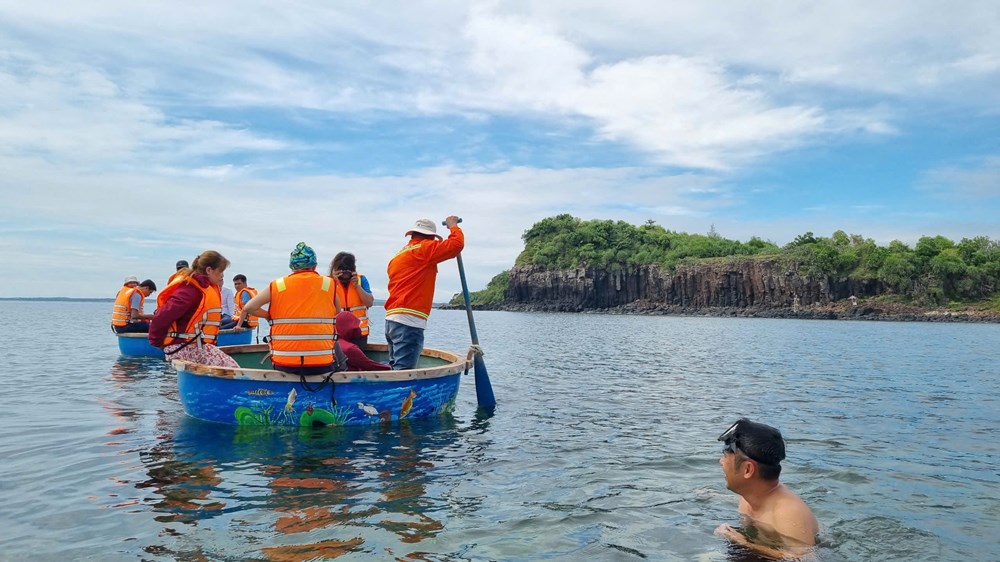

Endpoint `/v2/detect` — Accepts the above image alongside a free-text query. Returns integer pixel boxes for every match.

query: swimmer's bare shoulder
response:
[771,487,819,547]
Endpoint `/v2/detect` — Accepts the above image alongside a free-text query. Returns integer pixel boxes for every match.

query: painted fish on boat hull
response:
[174,343,468,427]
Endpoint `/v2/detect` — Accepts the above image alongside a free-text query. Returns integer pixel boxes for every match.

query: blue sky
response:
[1,1,998,299]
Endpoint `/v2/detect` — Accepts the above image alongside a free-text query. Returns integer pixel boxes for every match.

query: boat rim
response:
[171,343,473,384]
[116,328,245,339]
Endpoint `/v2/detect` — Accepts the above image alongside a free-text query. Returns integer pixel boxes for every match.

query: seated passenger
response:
[328,252,375,348]
[238,242,345,376]
[112,277,157,333]
[231,274,259,330]
[336,311,390,371]
[219,276,237,329]
[148,251,239,368]
[167,259,188,285]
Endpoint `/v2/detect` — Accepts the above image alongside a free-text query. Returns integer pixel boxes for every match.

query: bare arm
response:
[238,284,272,326]
[715,525,798,559]
[129,292,154,321]
[717,496,818,559]
[130,308,154,321]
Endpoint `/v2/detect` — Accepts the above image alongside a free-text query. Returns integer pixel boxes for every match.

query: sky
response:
[1,1,998,299]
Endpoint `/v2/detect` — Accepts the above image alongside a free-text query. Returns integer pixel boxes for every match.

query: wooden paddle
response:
[444,218,496,409]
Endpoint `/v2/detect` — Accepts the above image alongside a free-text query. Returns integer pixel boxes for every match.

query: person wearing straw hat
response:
[111,275,141,332]
[383,216,463,370]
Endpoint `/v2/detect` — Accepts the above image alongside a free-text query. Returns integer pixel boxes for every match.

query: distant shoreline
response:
[440,301,1000,324]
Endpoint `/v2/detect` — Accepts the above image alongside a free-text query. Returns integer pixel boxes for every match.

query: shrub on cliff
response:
[449,270,510,306]
[500,215,1000,305]
[515,214,779,270]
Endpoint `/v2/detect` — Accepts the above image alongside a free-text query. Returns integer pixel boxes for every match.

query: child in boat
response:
[336,311,390,371]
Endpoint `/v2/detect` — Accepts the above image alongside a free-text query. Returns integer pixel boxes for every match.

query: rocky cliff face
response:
[504,260,885,312]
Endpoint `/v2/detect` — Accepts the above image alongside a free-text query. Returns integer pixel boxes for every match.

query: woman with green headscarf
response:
[237,243,345,375]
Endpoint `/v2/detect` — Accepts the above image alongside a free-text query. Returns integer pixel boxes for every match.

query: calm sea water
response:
[1,301,998,561]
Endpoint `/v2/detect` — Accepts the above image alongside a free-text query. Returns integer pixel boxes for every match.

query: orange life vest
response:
[267,270,338,368]
[234,287,259,328]
[333,275,369,336]
[156,275,222,347]
[112,285,137,327]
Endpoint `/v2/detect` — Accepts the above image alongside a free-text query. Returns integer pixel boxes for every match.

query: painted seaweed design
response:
[235,404,274,426]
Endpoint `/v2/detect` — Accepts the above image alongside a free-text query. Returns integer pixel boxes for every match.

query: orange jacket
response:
[234,287,259,328]
[111,285,139,327]
[268,270,339,368]
[333,275,370,336]
[156,275,223,347]
[385,226,464,320]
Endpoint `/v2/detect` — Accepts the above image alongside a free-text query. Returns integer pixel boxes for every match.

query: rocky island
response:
[446,215,1000,323]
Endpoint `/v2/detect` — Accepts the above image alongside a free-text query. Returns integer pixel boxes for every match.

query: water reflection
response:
[135,414,473,560]
[102,357,169,436]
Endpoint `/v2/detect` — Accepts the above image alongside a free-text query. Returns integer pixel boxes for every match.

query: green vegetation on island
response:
[451,270,512,306]
[452,214,1000,308]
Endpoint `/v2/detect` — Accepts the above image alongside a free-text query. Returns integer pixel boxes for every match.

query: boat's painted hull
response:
[173,343,469,426]
[116,333,163,358]
[216,329,254,347]
[117,329,254,358]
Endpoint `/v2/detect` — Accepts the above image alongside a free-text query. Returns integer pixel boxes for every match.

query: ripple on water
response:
[2,305,1000,560]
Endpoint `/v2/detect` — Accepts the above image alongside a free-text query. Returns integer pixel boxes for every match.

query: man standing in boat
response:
[715,418,819,558]
[384,216,464,370]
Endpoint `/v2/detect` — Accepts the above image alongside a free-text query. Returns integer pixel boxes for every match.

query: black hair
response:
[139,279,157,291]
[233,274,247,283]
[730,418,785,481]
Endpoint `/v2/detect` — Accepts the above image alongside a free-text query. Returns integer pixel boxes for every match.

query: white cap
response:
[124,275,139,284]
[404,218,441,239]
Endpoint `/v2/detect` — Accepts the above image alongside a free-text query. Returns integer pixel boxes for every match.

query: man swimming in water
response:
[715,418,819,558]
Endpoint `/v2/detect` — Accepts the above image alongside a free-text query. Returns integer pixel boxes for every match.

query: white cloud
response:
[0,154,730,297]
[0,56,288,168]
[0,1,922,171]
[919,156,1000,200]
[0,1,997,298]
[505,1,1000,99]
[573,56,825,169]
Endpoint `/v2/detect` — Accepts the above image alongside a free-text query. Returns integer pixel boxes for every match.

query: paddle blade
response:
[473,354,496,409]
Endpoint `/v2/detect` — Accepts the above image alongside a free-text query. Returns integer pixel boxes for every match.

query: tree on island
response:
[452,215,1000,308]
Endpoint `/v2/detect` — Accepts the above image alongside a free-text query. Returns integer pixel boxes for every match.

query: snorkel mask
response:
[718,420,776,466]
